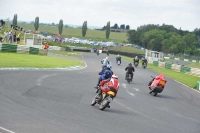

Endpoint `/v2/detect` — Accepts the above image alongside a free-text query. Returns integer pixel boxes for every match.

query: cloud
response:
[0,0,199,31]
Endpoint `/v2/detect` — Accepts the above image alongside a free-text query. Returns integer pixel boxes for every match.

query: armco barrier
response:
[39,49,47,55]
[172,64,181,72]
[29,47,39,55]
[153,61,158,66]
[2,44,17,52]
[0,43,47,55]
[17,45,29,54]
[148,59,153,64]
[165,63,172,69]
[196,82,200,90]
[158,62,165,68]
[72,49,91,52]
[180,66,191,74]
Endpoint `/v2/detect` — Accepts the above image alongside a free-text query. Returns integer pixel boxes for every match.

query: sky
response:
[0,0,199,31]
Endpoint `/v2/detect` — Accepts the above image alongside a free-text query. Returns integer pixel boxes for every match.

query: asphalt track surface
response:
[0,53,200,133]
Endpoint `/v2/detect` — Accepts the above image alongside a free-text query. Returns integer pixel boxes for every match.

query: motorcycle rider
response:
[125,63,135,81]
[94,64,113,90]
[97,74,119,108]
[101,56,110,71]
[116,54,121,64]
[141,56,147,66]
[96,49,99,55]
[133,56,139,66]
[148,74,167,89]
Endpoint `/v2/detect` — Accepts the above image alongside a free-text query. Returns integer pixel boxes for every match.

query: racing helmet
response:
[112,74,118,79]
[107,64,112,69]
[129,62,132,66]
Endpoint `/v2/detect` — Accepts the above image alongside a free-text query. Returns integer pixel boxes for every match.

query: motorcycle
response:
[117,60,120,65]
[134,62,138,67]
[126,73,133,83]
[142,63,146,69]
[91,87,115,110]
[148,74,167,96]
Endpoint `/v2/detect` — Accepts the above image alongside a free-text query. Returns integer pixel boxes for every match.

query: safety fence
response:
[149,60,200,77]
[164,57,200,63]
[0,43,47,55]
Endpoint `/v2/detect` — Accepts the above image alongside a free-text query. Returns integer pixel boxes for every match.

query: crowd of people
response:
[0,20,24,44]
[3,30,21,44]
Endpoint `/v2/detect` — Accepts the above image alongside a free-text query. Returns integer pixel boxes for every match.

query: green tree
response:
[106,21,110,39]
[12,14,17,27]
[127,30,139,44]
[58,19,63,35]
[34,16,39,31]
[161,39,172,54]
[82,21,87,37]
[113,23,118,29]
[126,25,130,30]
[120,24,125,29]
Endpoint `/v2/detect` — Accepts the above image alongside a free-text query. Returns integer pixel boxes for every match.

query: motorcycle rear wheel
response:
[153,92,157,96]
[99,99,109,110]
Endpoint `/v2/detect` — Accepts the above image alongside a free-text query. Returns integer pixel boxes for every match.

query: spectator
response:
[9,30,13,43]
[0,37,4,43]
[17,33,21,44]
[44,42,49,49]
[4,31,8,42]
[13,32,16,43]
[0,20,5,27]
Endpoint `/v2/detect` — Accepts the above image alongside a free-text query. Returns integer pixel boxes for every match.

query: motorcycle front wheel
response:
[91,94,100,106]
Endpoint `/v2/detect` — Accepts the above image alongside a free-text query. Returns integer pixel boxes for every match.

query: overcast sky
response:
[0,0,199,31]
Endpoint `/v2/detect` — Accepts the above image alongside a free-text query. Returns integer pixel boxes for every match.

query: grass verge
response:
[121,55,199,89]
[0,53,84,68]
[108,46,145,54]
[49,50,82,58]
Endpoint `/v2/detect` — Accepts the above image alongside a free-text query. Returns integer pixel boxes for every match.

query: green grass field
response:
[49,50,82,58]
[108,46,145,54]
[0,53,84,68]
[185,62,200,68]
[2,23,128,43]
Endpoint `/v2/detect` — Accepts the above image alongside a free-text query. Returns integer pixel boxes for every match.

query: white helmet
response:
[112,74,118,79]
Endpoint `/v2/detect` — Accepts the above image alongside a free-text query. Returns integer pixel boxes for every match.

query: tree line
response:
[11,14,112,39]
[127,24,200,56]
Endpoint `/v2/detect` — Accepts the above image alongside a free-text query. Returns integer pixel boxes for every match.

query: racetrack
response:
[0,53,200,133]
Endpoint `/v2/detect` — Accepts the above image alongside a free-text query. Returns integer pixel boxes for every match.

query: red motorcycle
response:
[91,75,119,110]
[148,74,167,96]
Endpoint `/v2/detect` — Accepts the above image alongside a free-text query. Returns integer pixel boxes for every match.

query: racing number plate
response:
[159,80,165,85]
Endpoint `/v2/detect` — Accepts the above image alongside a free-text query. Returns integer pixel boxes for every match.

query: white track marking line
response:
[122,83,135,96]
[134,88,140,91]
[0,126,16,133]
[37,73,57,85]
